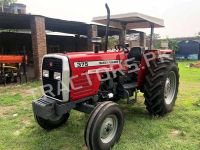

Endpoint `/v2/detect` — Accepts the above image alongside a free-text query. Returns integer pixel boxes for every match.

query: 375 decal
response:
[74,62,88,68]
[74,60,120,68]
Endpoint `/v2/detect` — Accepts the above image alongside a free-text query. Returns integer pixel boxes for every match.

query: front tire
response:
[144,58,179,116]
[85,101,124,150]
[35,113,70,130]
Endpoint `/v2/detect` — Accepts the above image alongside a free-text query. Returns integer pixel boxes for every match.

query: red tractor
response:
[32,4,179,150]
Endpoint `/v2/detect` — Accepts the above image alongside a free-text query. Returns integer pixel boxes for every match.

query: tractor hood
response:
[59,51,124,60]
[60,50,126,72]
[49,51,127,101]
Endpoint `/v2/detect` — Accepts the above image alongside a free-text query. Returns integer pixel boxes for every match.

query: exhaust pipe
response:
[104,3,110,52]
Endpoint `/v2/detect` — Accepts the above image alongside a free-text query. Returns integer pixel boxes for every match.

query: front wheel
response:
[35,113,70,130]
[85,101,124,150]
[144,59,179,116]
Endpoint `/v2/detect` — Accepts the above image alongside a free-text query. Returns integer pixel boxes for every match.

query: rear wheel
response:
[144,59,179,116]
[35,113,70,130]
[85,101,124,150]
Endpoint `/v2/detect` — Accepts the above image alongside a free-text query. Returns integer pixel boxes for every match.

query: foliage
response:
[108,36,118,49]
[154,38,179,51]
[147,33,161,40]
[148,33,161,49]
[167,39,179,52]
[0,0,16,5]
[154,40,161,49]
[197,32,200,37]
[102,36,119,49]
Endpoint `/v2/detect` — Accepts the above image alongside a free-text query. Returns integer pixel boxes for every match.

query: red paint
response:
[63,51,127,101]
[137,53,147,87]
[137,49,174,87]
[0,55,27,64]
[60,49,174,101]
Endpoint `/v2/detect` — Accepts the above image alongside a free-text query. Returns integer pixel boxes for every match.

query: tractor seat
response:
[127,47,142,80]
[128,47,142,62]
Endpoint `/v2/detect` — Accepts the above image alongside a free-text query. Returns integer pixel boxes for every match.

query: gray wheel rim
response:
[100,115,118,144]
[49,115,62,121]
[164,71,177,105]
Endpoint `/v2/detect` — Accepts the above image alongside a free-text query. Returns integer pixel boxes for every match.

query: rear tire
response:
[144,58,179,116]
[85,101,124,150]
[35,113,70,130]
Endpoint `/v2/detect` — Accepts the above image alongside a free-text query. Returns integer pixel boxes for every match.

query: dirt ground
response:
[190,61,200,68]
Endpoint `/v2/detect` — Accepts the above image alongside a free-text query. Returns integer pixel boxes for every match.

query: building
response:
[177,40,200,60]
[0,12,146,80]
[9,3,26,14]
[0,3,26,14]
[157,37,200,60]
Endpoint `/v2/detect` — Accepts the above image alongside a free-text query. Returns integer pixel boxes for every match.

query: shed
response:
[177,40,200,60]
[0,13,144,79]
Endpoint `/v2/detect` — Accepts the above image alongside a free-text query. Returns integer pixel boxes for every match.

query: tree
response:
[198,32,200,37]
[154,40,161,49]
[0,0,17,5]
[167,39,179,52]
[147,33,161,41]
[148,33,161,49]
[0,0,17,13]
[108,36,118,49]
[102,36,118,49]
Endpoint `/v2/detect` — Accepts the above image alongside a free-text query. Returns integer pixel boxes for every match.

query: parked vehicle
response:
[0,65,19,83]
[32,4,179,150]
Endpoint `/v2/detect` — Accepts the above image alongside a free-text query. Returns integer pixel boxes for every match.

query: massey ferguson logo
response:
[49,62,53,67]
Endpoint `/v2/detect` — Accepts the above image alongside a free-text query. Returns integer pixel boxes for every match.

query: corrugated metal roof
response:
[194,40,200,43]
[0,13,142,36]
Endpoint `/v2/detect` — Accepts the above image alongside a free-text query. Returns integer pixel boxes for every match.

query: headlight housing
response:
[43,70,49,78]
[54,72,61,80]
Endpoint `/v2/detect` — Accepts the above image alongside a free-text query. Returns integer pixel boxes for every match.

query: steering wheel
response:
[115,44,129,53]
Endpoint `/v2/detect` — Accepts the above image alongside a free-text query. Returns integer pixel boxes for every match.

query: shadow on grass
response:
[22,111,88,150]
[22,101,170,150]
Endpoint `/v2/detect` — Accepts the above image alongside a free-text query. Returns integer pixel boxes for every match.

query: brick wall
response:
[31,16,47,80]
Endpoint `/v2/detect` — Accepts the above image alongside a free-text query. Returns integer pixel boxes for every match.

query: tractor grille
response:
[42,57,63,100]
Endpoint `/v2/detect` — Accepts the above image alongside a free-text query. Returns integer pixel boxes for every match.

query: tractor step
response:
[123,82,137,90]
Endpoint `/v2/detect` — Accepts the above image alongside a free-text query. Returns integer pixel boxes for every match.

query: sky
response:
[18,0,200,38]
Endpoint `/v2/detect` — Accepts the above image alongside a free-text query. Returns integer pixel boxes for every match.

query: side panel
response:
[68,51,127,101]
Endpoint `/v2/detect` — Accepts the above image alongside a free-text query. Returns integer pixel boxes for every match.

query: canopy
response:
[92,12,164,29]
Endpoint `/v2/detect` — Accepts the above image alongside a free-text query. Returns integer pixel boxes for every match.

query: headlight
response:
[43,70,49,78]
[54,72,61,80]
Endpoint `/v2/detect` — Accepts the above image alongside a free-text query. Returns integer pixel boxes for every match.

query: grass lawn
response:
[0,61,200,150]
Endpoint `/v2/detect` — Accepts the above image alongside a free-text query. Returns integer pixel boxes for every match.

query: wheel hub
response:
[100,115,118,143]
[164,71,177,105]
[164,79,171,96]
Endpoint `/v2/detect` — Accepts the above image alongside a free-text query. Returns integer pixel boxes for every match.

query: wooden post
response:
[23,46,27,83]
